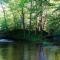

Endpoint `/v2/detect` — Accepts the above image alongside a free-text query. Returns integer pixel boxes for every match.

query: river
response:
[0,41,60,60]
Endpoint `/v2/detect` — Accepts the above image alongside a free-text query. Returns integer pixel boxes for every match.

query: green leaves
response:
[47,12,60,34]
[17,0,29,8]
[55,5,60,11]
[0,0,58,32]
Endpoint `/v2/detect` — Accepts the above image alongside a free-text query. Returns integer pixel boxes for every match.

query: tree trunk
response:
[1,2,8,30]
[22,7,25,29]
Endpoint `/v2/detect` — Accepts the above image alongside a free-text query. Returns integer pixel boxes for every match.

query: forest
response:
[0,0,60,35]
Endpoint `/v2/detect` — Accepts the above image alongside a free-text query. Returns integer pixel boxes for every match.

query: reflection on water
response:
[0,45,7,60]
[0,41,60,60]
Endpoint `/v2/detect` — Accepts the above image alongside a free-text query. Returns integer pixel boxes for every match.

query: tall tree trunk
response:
[35,0,38,31]
[29,0,33,40]
[43,5,47,30]
[22,7,25,29]
[30,13,32,30]
[1,2,8,30]
[29,0,32,30]
[21,7,25,38]
[12,13,17,29]
[40,0,43,31]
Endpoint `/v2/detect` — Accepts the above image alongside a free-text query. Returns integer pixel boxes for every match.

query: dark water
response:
[0,42,60,60]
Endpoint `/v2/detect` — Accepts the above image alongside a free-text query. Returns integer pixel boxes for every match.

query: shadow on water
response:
[0,39,60,60]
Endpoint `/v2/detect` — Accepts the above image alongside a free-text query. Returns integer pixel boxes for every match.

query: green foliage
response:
[47,4,60,35]
[0,0,60,35]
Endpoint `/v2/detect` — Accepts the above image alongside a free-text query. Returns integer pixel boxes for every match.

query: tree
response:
[0,2,8,31]
[47,3,60,35]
